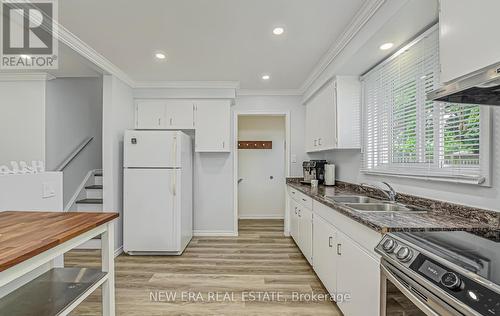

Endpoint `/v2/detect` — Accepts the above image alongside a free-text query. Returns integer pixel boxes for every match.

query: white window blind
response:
[361,26,491,185]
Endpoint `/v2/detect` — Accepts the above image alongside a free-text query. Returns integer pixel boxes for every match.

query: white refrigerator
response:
[123,130,193,255]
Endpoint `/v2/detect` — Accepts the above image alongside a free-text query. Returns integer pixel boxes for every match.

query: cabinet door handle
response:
[314,139,317,146]
[337,243,342,255]
[328,236,333,248]
[158,118,161,126]
[222,141,225,149]
[318,138,322,146]
[170,118,173,126]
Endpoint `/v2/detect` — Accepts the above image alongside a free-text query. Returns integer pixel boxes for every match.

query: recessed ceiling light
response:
[154,51,166,60]
[379,43,394,50]
[262,74,271,80]
[272,27,285,35]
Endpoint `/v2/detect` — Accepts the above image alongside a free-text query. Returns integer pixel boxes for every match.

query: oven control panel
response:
[376,235,500,315]
[375,235,419,267]
[410,254,500,316]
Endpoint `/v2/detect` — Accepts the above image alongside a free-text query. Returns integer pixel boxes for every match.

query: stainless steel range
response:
[375,231,500,315]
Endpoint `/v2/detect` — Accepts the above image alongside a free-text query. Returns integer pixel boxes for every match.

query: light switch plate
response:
[42,182,56,199]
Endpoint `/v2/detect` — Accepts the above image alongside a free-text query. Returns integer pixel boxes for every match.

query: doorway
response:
[234,112,290,234]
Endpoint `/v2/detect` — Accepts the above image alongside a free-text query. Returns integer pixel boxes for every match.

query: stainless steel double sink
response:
[326,195,426,213]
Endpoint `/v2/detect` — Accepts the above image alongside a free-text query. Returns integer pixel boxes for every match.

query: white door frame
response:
[233,110,291,236]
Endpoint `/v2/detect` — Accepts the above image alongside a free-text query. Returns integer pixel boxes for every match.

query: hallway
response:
[66,219,340,315]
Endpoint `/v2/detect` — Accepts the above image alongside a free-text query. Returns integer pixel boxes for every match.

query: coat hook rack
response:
[238,141,272,149]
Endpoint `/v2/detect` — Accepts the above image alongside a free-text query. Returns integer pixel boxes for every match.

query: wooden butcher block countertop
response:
[0,211,118,272]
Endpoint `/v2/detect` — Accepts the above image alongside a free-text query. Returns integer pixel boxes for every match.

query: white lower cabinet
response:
[336,231,380,316]
[313,215,338,295]
[288,191,313,265]
[298,206,313,265]
[289,199,299,242]
[287,189,381,316]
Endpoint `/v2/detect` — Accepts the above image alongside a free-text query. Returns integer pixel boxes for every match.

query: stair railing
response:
[56,137,94,171]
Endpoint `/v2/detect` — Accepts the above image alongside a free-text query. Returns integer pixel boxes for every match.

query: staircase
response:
[75,172,103,212]
[73,171,103,249]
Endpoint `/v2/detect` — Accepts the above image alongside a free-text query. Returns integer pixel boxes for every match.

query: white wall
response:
[310,108,500,212]
[238,116,285,219]
[102,75,134,251]
[0,172,63,210]
[0,80,46,166]
[45,77,103,206]
[193,152,234,233]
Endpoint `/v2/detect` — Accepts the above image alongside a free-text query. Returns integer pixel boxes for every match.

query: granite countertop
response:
[287,180,499,235]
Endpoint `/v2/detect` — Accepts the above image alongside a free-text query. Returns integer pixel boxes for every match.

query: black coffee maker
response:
[301,160,327,184]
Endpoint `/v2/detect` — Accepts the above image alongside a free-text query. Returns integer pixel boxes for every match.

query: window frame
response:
[360,24,492,186]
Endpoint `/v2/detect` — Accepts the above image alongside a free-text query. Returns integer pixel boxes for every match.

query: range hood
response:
[427,63,500,106]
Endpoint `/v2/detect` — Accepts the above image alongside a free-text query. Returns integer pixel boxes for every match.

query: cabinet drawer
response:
[297,192,313,209]
[288,187,313,209]
[289,187,300,202]
[313,200,381,258]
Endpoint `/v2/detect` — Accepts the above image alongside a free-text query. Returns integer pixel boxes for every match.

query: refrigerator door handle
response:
[171,135,177,167]
[171,171,177,196]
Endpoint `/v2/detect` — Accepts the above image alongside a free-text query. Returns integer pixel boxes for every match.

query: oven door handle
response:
[381,264,440,316]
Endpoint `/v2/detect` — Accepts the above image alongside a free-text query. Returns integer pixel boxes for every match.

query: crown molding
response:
[56,23,135,87]
[133,80,240,89]
[237,89,304,97]
[300,0,386,94]
[0,73,55,81]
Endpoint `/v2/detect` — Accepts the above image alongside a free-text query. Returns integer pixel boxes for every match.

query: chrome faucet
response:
[360,182,397,202]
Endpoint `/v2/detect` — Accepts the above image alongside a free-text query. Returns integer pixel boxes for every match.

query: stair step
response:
[85,185,103,190]
[76,198,103,205]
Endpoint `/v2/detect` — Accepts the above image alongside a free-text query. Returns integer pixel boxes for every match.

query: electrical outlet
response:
[42,182,56,199]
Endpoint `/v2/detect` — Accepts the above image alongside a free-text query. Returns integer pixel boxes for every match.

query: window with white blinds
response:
[361,26,491,185]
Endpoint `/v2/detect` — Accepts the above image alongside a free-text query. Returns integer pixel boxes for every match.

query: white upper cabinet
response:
[135,101,166,129]
[136,100,194,130]
[305,76,360,152]
[336,77,361,149]
[135,99,231,153]
[164,100,195,129]
[439,0,500,83]
[194,100,230,152]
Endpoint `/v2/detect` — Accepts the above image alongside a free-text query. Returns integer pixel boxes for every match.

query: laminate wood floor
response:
[65,219,342,316]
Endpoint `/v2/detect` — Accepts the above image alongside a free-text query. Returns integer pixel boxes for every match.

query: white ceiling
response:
[58,0,366,90]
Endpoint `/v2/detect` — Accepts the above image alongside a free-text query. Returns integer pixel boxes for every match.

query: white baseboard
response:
[193,230,238,237]
[114,246,123,257]
[64,169,100,211]
[238,215,284,219]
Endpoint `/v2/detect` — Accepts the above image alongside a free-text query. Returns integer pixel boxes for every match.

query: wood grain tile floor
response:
[65,219,342,315]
